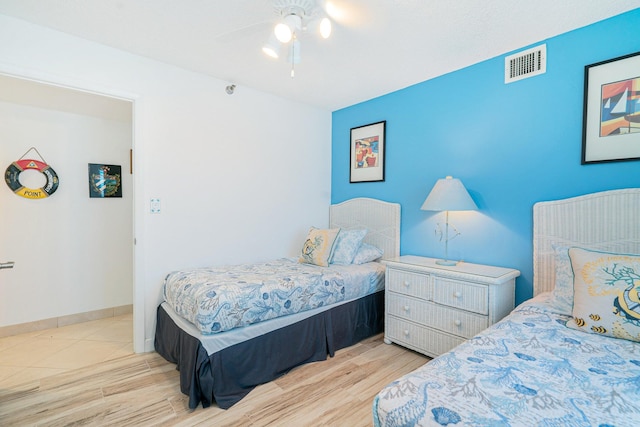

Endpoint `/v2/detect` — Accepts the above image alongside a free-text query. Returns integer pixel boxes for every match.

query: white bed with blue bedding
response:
[373,188,640,426]
[155,197,400,409]
[163,258,384,335]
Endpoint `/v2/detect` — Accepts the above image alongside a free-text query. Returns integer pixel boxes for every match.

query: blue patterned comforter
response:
[163,258,384,334]
[373,295,640,427]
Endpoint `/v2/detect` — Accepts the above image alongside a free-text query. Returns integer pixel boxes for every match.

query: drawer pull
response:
[403,305,410,312]
[403,280,410,287]
[453,291,462,298]
[454,319,462,326]
[403,329,409,337]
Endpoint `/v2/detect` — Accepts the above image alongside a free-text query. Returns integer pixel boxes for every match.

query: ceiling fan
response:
[213,0,363,77]
[262,0,333,77]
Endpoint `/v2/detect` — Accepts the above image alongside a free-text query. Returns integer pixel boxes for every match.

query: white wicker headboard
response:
[329,198,400,260]
[533,188,640,296]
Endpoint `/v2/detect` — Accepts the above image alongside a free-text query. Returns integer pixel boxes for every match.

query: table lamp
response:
[421,176,478,265]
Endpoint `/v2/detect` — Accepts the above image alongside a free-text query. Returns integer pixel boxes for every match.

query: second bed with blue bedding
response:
[163,257,385,335]
[372,189,640,427]
[155,197,401,409]
[373,295,640,426]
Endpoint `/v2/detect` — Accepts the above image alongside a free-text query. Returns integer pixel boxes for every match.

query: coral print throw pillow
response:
[566,247,640,342]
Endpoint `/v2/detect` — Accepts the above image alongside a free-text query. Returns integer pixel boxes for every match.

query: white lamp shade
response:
[274,22,293,43]
[319,17,332,39]
[275,14,302,43]
[262,45,279,58]
[421,176,478,211]
[262,34,280,58]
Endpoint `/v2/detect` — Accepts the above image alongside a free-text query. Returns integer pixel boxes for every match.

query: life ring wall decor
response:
[5,157,59,199]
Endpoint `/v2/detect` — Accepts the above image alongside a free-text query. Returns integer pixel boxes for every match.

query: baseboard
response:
[0,304,133,338]
[144,338,155,353]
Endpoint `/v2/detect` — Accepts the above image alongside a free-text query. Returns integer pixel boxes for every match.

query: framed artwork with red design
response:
[350,120,386,182]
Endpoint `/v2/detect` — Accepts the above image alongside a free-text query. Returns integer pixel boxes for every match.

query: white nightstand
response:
[383,255,520,358]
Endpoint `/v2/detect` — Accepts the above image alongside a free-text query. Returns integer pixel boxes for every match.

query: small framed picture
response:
[88,163,122,198]
[350,120,386,183]
[582,51,640,164]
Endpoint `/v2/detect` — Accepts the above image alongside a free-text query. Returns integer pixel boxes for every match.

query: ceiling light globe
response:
[262,34,281,58]
[262,46,279,58]
[320,17,332,39]
[274,22,292,43]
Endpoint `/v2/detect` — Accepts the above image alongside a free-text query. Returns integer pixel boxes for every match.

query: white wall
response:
[0,99,133,325]
[0,14,332,352]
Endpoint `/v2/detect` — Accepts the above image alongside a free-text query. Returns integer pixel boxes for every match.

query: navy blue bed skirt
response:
[154,290,384,409]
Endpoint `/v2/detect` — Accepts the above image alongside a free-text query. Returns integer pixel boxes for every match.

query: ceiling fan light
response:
[262,45,279,58]
[262,34,280,58]
[319,17,332,39]
[324,1,344,21]
[275,14,302,43]
[274,22,292,43]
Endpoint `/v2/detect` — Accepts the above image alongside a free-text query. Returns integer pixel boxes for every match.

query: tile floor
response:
[0,314,133,389]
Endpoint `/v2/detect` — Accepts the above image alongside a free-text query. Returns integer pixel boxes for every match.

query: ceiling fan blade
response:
[214,20,272,43]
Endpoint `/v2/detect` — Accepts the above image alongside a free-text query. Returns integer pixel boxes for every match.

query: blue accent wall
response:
[331,9,640,305]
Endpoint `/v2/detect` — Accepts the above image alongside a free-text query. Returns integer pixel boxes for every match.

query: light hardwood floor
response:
[0,319,429,426]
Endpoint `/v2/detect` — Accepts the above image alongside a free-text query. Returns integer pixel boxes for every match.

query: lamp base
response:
[436,259,458,266]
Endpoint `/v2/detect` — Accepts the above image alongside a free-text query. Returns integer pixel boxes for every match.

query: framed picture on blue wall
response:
[582,51,640,164]
[350,120,386,182]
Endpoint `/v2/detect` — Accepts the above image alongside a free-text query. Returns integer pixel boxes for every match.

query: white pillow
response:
[546,245,574,315]
[352,243,383,264]
[331,229,367,265]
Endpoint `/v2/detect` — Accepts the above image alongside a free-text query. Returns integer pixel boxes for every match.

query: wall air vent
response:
[505,44,546,84]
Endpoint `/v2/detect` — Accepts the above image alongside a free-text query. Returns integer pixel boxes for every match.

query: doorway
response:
[0,74,136,350]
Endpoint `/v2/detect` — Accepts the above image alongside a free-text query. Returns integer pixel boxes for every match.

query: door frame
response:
[0,63,145,353]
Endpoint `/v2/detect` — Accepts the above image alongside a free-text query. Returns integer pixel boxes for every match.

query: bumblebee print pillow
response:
[566,247,640,342]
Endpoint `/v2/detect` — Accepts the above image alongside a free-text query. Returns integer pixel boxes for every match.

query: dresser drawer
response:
[433,277,488,314]
[386,316,464,357]
[387,268,431,300]
[387,293,489,338]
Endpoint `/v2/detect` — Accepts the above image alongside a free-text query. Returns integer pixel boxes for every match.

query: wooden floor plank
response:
[0,333,428,425]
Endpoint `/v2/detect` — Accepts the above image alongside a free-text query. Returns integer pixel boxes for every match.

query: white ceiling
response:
[0,0,639,111]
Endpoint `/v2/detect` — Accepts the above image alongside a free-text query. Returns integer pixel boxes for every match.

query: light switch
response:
[150,198,161,214]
